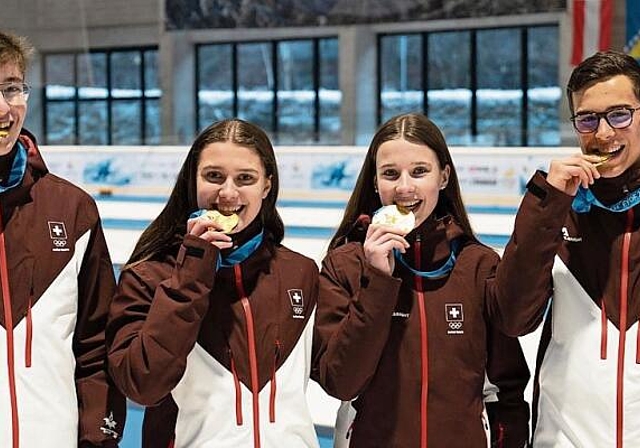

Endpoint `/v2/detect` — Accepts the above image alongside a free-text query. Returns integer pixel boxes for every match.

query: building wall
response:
[1,0,159,50]
[0,0,631,146]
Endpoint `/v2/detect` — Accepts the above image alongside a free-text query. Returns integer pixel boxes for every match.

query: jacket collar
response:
[0,129,48,208]
[590,164,640,205]
[402,214,465,273]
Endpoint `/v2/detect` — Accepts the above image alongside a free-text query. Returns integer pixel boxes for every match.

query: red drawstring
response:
[25,295,32,368]
[234,264,262,448]
[413,236,428,448]
[614,210,633,448]
[0,205,20,448]
[229,350,243,426]
[600,299,608,360]
[269,340,280,423]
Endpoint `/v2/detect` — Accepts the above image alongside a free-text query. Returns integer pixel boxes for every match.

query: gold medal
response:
[204,210,239,234]
[371,205,415,235]
[594,153,613,167]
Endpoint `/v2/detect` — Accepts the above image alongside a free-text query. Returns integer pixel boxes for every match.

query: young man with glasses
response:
[490,50,640,447]
[0,31,125,446]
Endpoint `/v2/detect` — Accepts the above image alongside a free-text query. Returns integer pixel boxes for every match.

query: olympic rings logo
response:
[448,321,463,330]
[53,239,67,248]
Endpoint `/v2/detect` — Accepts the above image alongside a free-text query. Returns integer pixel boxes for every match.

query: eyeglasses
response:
[0,82,31,106]
[571,106,640,133]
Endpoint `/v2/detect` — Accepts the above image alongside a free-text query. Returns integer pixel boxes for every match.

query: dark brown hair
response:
[124,118,284,269]
[567,50,640,114]
[328,113,475,249]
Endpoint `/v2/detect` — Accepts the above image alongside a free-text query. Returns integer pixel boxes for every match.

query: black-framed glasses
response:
[571,106,640,133]
[0,82,31,106]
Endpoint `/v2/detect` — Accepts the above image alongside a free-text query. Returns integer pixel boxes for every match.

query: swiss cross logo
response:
[287,289,305,319]
[48,221,67,239]
[48,221,69,252]
[445,303,464,335]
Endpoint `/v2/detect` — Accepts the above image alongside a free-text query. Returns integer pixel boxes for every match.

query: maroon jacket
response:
[0,130,125,447]
[107,233,319,447]
[313,215,530,448]
[493,170,640,446]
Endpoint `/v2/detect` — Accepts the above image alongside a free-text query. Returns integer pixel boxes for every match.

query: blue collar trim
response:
[572,186,640,213]
[218,231,264,269]
[394,239,459,279]
[0,141,28,193]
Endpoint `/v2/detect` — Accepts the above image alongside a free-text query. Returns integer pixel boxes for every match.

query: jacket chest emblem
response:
[287,289,305,319]
[445,303,464,335]
[48,221,69,252]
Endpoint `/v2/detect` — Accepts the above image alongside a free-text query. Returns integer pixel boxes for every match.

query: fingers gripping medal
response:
[204,210,239,234]
[190,209,239,234]
[594,153,613,167]
[371,205,415,235]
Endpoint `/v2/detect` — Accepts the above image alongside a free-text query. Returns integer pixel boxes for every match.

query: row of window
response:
[42,24,559,146]
[379,26,560,146]
[44,49,161,145]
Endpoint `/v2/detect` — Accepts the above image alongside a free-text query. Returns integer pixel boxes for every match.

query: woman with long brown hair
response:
[313,113,530,448]
[107,118,320,448]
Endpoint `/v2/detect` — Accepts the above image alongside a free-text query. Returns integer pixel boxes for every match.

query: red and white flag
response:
[571,0,613,65]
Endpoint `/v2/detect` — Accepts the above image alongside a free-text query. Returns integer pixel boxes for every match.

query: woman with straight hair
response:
[107,118,320,448]
[313,113,530,448]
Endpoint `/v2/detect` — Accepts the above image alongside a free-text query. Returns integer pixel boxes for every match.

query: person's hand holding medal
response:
[364,205,415,275]
[187,209,239,250]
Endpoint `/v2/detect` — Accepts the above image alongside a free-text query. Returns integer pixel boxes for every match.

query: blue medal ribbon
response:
[218,231,263,269]
[0,141,28,193]
[572,186,640,213]
[394,239,459,279]
[188,209,263,269]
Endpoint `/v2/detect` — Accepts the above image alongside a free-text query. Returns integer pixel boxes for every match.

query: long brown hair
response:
[124,118,284,270]
[329,113,475,249]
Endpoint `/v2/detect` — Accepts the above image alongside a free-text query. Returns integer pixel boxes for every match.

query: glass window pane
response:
[528,26,560,146]
[112,100,142,145]
[237,42,274,132]
[78,53,107,99]
[45,54,75,100]
[144,50,160,96]
[277,40,314,144]
[46,101,75,144]
[198,44,233,131]
[428,31,472,145]
[79,101,108,145]
[111,51,142,98]
[476,28,522,146]
[319,37,340,144]
[380,34,422,123]
[145,99,161,145]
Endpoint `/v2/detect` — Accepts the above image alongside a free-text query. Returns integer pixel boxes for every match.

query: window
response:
[197,37,340,144]
[379,25,560,146]
[427,31,472,145]
[43,47,161,145]
[527,26,560,146]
